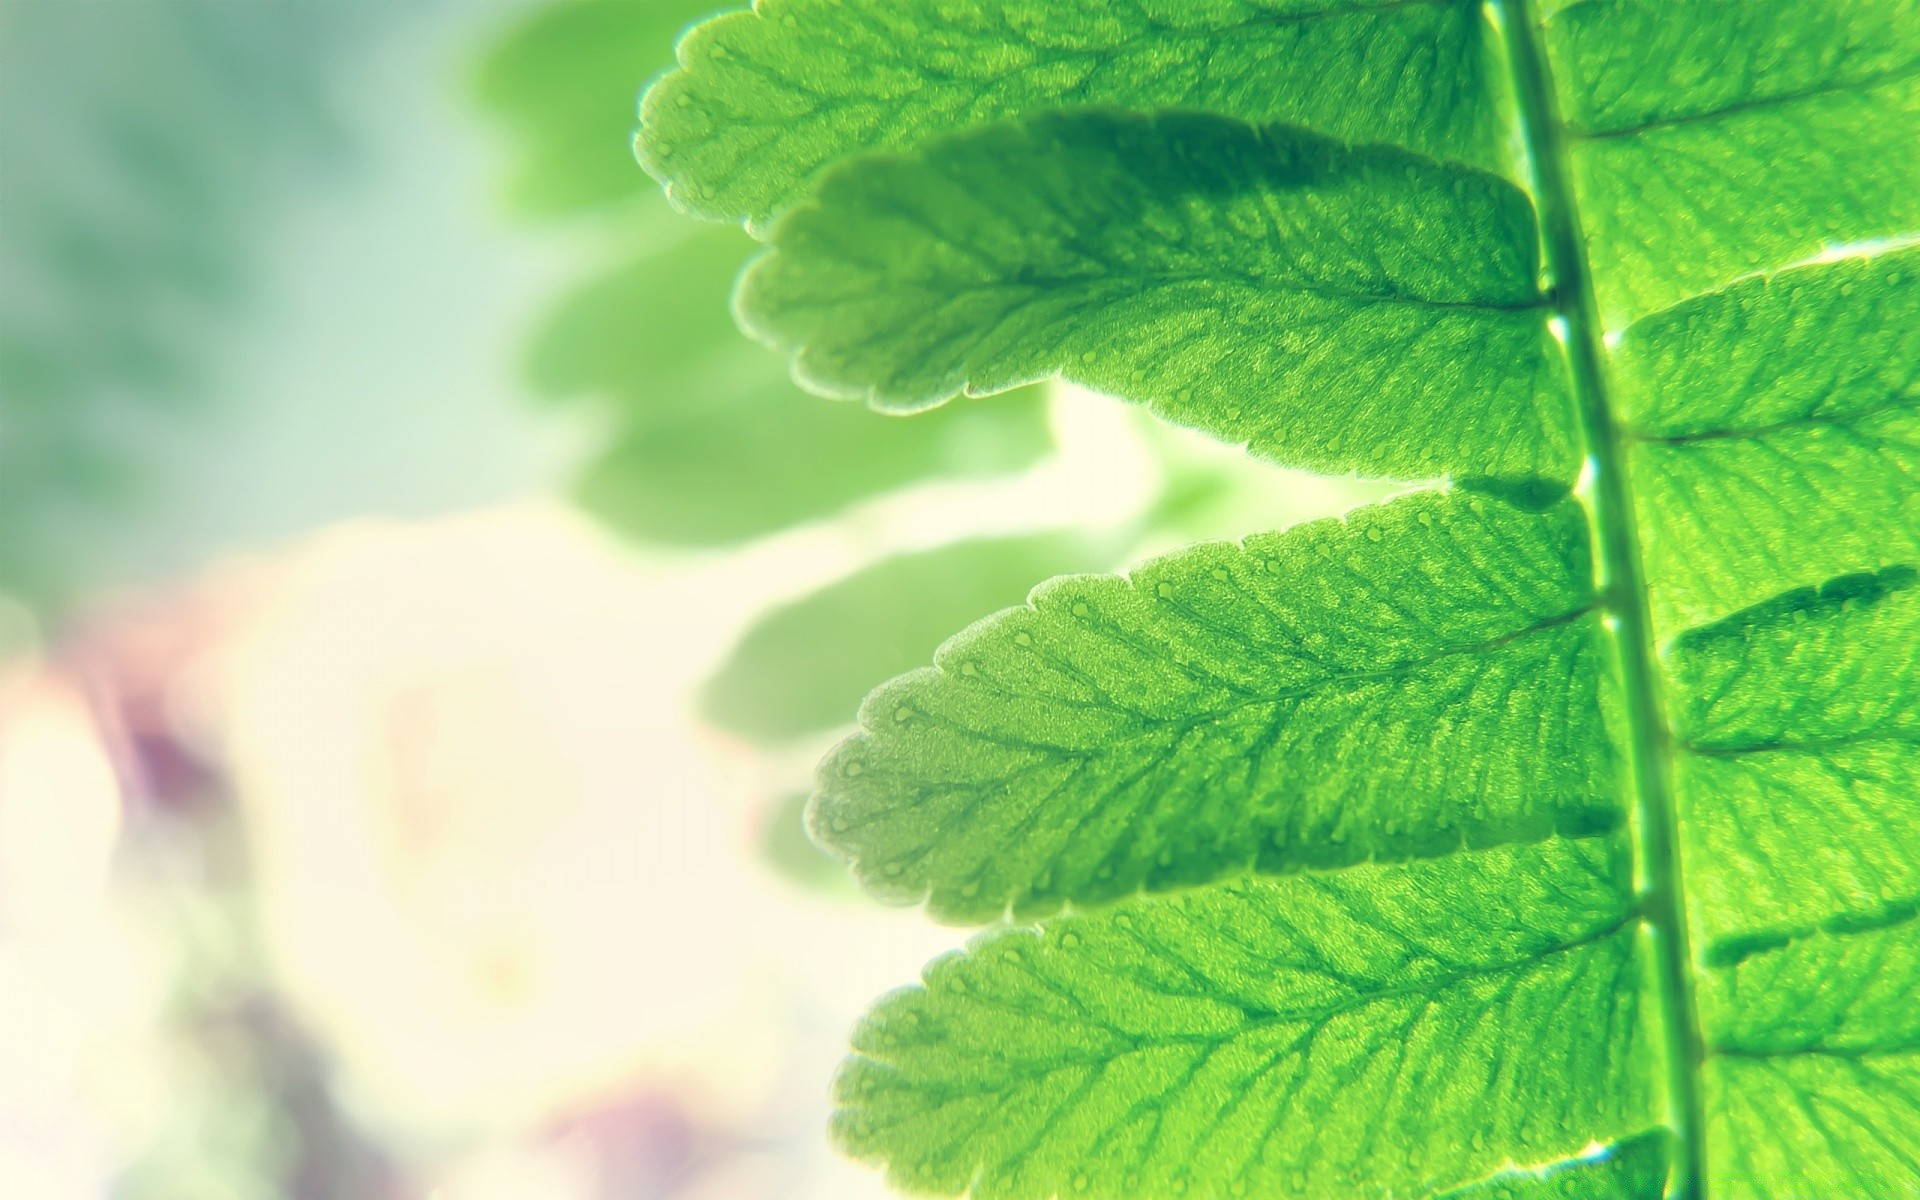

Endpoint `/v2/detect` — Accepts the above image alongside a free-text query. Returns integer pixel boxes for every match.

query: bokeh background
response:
[0,3,1387,1197]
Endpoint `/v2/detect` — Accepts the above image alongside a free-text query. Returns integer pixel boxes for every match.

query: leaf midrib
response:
[1500,3,1711,1195]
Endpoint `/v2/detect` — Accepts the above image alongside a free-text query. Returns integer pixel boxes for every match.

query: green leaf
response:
[704,532,1116,742]
[814,491,1619,922]
[1542,0,1920,324]
[834,836,1658,1200]
[1666,568,1920,962]
[639,0,1511,228]
[632,1,1920,1195]
[741,111,1573,484]
[1697,905,1920,1199]
[1614,249,1920,634]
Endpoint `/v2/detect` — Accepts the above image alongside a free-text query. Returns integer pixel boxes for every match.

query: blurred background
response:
[0,3,1386,1197]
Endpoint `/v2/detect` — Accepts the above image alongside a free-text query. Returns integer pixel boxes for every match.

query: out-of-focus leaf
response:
[575,378,1052,546]
[528,225,1054,545]
[474,0,718,218]
[703,532,1116,742]
[760,790,858,895]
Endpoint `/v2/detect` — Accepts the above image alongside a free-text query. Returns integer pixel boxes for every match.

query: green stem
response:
[1495,3,1708,1196]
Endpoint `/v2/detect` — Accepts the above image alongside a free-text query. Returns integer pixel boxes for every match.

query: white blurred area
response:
[0,387,1375,1199]
[0,671,145,1200]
